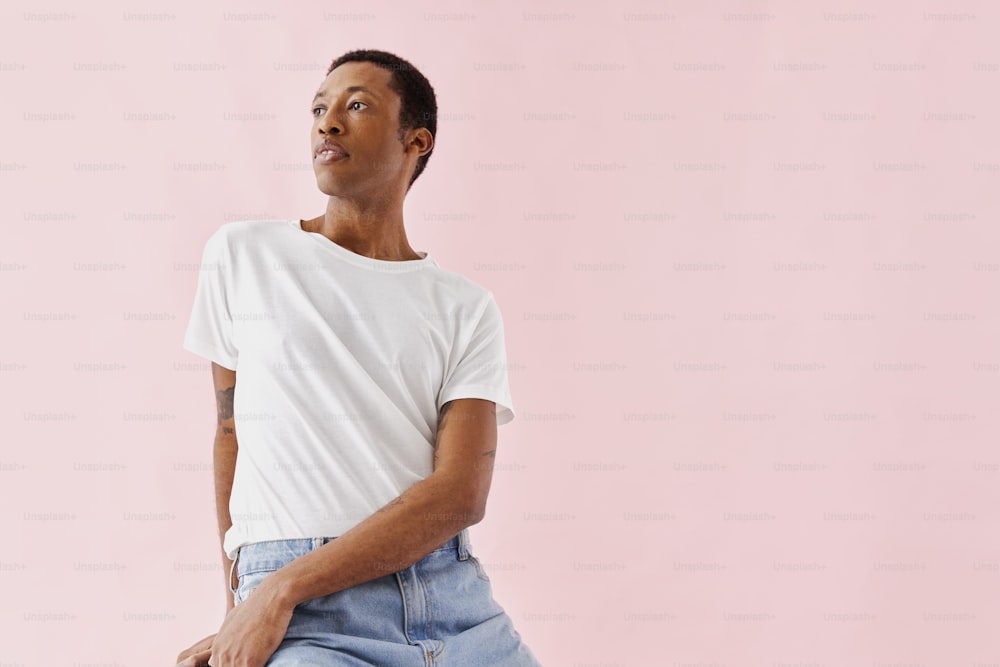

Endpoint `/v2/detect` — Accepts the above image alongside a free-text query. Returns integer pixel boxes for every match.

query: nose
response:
[319,109,344,134]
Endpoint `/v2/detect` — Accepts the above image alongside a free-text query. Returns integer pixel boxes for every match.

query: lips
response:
[315,140,348,159]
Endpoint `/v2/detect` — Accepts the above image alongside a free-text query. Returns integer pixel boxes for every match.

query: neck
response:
[301,198,420,261]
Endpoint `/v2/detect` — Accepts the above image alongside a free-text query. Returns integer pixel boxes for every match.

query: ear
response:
[408,126,434,158]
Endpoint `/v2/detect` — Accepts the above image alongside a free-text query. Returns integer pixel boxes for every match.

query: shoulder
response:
[422,264,498,314]
[205,219,287,251]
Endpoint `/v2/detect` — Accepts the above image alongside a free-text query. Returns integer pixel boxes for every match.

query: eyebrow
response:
[312,85,381,103]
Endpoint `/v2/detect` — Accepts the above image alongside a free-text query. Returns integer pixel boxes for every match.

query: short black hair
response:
[325,49,437,190]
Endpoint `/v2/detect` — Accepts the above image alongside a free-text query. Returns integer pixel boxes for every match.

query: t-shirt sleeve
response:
[437,291,516,426]
[181,227,238,370]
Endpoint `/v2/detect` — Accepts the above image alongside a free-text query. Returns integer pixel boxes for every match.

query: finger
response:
[176,648,212,667]
[176,633,216,662]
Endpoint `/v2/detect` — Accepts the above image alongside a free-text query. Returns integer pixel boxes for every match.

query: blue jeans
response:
[229,528,543,666]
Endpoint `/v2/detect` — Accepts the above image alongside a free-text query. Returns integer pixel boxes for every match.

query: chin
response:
[314,173,347,196]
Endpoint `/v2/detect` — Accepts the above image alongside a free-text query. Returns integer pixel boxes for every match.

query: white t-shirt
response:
[182,219,516,559]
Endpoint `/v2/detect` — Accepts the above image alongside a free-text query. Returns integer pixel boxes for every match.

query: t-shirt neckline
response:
[288,219,434,272]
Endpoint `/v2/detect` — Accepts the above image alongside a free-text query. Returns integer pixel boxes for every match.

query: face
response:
[309,61,432,198]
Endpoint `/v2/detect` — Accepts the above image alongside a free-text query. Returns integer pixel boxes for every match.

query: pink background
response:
[3,1,999,665]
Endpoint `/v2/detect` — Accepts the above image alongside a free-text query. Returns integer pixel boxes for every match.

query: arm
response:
[211,362,239,612]
[261,397,499,609]
[174,362,240,666]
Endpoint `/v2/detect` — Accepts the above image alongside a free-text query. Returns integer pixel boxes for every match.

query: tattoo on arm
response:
[216,386,235,427]
[431,401,453,471]
[377,496,405,513]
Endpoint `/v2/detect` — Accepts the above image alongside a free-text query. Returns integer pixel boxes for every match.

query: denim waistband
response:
[232,527,472,581]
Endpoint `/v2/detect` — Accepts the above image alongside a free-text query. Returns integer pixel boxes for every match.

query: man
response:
[174,49,542,667]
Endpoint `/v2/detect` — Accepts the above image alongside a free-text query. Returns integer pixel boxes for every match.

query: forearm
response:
[214,434,238,607]
[264,472,481,609]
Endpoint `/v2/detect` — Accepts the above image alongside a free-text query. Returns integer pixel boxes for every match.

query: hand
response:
[205,579,295,667]
[175,632,215,666]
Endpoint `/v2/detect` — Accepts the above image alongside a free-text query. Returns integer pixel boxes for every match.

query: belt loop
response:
[228,550,240,595]
[457,527,470,560]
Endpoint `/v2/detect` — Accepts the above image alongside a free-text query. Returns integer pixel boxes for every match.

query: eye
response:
[311,101,367,117]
